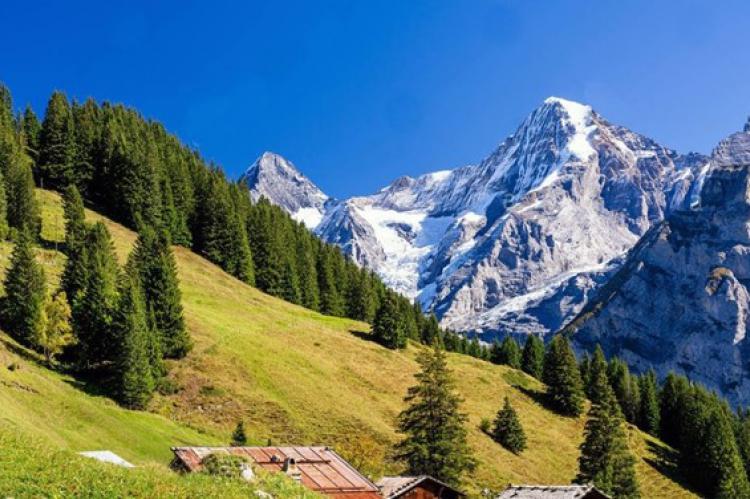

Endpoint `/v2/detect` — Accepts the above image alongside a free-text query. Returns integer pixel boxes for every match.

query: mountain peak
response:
[241,152,329,229]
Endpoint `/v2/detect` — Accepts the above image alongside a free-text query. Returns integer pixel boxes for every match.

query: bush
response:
[201,453,249,478]
[479,417,492,434]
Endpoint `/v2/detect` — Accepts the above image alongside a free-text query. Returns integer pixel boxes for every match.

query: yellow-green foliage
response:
[0,190,697,497]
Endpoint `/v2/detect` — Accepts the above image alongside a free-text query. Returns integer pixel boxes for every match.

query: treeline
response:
[492,335,750,498]
[0,85,189,409]
[13,85,423,326]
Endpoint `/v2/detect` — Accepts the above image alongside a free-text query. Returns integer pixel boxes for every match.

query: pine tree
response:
[75,222,120,367]
[586,346,610,404]
[61,185,88,303]
[21,105,41,165]
[608,358,638,424]
[395,346,476,486]
[113,274,156,409]
[6,160,41,237]
[497,336,521,368]
[577,373,640,498]
[420,314,441,345]
[491,397,527,454]
[295,230,319,310]
[38,91,76,188]
[317,247,344,316]
[543,335,584,417]
[521,335,545,379]
[659,372,690,447]
[346,268,376,322]
[637,371,660,435]
[0,169,8,240]
[231,421,248,446]
[35,291,74,364]
[372,293,406,349]
[1,230,46,345]
[129,226,191,358]
[703,407,750,498]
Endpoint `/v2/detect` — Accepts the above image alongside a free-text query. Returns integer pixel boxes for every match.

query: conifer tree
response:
[421,314,441,345]
[61,185,88,303]
[0,169,8,240]
[543,335,584,417]
[396,346,476,486]
[576,374,640,498]
[231,421,248,447]
[637,371,660,435]
[608,358,639,424]
[21,105,41,165]
[295,229,319,310]
[35,291,74,364]
[1,230,46,345]
[113,274,155,409]
[317,247,344,316]
[491,397,527,454]
[521,335,545,379]
[75,222,120,367]
[6,160,41,237]
[346,268,376,322]
[659,372,689,447]
[38,91,76,188]
[129,226,191,358]
[372,293,406,349]
[497,336,522,368]
[703,407,750,498]
[586,346,610,404]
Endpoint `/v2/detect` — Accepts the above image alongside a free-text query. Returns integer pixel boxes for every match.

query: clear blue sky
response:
[2,1,749,199]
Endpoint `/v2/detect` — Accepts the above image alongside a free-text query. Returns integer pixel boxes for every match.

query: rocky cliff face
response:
[242,98,708,338]
[565,128,750,406]
[240,152,330,228]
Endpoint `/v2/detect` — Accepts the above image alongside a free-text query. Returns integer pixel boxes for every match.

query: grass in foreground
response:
[0,427,317,498]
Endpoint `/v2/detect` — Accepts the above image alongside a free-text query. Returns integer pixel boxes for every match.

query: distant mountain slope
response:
[244,98,708,337]
[564,124,750,407]
[0,190,695,497]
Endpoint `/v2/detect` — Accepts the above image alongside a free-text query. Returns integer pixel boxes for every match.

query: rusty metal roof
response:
[376,475,464,498]
[171,446,380,498]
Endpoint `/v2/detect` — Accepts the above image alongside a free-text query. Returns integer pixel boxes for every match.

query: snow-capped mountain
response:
[240,152,330,228]
[564,123,750,406]
[243,98,708,338]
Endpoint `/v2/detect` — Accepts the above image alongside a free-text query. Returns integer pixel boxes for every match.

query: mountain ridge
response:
[243,97,709,338]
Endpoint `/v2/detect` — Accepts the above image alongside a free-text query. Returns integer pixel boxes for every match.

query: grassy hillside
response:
[0,190,697,497]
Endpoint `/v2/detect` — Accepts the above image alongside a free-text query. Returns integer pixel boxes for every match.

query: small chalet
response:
[377,475,464,499]
[171,446,381,498]
[497,484,610,499]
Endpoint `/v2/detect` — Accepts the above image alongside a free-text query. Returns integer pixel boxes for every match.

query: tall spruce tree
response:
[38,91,76,188]
[21,105,41,165]
[317,246,344,316]
[421,314,441,346]
[113,274,155,409]
[497,336,522,369]
[586,346,610,404]
[372,293,407,349]
[1,230,46,345]
[61,185,88,303]
[521,335,545,379]
[543,335,584,417]
[6,160,41,237]
[703,407,750,498]
[491,397,527,454]
[637,371,660,435]
[576,374,640,498]
[0,169,8,240]
[608,358,639,424]
[75,222,120,367]
[129,225,191,358]
[395,346,476,486]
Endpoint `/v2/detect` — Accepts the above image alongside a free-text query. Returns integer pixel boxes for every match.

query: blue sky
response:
[2,1,749,198]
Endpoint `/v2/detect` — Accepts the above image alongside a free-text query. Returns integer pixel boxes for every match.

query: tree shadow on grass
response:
[514,384,557,412]
[349,329,378,344]
[643,440,700,496]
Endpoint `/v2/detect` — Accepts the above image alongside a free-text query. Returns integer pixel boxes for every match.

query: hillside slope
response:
[0,190,696,497]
